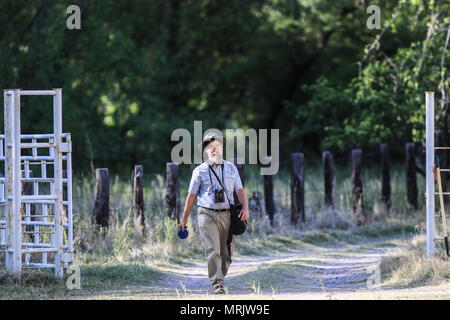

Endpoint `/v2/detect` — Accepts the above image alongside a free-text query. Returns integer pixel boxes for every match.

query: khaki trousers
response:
[197,207,235,284]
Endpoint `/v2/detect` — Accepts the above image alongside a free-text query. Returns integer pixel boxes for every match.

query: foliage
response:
[0,1,448,173]
[288,0,450,155]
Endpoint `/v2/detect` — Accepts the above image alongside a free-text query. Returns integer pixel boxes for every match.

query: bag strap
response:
[208,163,232,206]
[207,163,224,190]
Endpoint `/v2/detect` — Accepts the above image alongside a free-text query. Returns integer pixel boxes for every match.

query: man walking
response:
[179,132,249,294]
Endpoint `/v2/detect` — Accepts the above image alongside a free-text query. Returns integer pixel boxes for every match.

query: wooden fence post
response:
[22,170,35,214]
[291,153,305,226]
[133,165,146,237]
[405,142,418,210]
[92,168,110,229]
[166,163,180,222]
[351,149,365,225]
[380,144,391,218]
[322,151,334,209]
[263,157,275,226]
[22,171,35,238]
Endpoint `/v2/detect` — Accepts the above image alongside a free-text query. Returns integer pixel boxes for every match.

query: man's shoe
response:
[214,286,225,294]
[212,281,225,294]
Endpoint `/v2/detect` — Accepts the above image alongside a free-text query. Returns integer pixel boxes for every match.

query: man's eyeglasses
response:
[205,144,222,151]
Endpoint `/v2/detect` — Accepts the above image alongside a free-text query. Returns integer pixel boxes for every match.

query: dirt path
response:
[153,237,404,298]
[78,235,450,299]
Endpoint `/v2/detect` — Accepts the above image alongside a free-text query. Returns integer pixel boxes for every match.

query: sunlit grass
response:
[380,234,450,287]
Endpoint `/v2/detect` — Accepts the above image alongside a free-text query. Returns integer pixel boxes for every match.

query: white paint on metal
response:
[53,88,64,278]
[0,88,73,278]
[20,90,56,96]
[66,133,73,255]
[426,91,436,259]
[22,248,57,254]
[21,142,55,148]
[4,89,14,271]
[12,89,22,277]
[21,195,57,201]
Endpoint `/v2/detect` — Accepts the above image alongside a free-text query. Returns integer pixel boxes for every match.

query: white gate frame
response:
[425,91,436,259]
[1,89,73,278]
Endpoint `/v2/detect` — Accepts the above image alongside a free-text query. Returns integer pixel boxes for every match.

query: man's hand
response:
[179,218,188,231]
[238,207,249,221]
[235,188,249,221]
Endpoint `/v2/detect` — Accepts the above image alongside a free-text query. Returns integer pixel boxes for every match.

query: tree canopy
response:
[0,0,448,174]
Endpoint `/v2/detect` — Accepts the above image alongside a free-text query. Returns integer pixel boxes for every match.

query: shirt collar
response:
[207,159,224,167]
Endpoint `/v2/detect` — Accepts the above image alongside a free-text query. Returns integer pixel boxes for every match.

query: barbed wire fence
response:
[71,142,431,238]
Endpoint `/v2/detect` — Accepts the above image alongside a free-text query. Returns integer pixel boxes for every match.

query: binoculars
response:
[213,188,225,203]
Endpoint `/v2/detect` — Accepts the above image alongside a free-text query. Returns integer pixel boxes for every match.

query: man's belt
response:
[199,206,229,212]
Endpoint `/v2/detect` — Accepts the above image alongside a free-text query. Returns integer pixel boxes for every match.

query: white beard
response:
[209,154,223,164]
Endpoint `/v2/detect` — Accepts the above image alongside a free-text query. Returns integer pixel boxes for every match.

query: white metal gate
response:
[0,89,73,278]
[425,91,436,259]
[425,91,450,259]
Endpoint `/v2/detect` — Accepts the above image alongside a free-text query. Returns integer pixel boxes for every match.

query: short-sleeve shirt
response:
[188,159,243,210]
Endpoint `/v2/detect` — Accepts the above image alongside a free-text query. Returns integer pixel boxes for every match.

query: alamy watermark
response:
[66,265,81,290]
[366,5,381,30]
[171,121,279,175]
[366,262,381,289]
[66,5,81,30]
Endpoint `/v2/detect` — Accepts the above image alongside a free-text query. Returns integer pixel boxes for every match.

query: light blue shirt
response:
[188,159,243,209]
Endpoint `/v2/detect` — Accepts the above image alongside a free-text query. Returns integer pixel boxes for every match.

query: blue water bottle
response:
[178,226,188,239]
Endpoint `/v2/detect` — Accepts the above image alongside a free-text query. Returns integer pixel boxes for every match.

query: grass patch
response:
[354,218,421,238]
[380,234,450,287]
[0,262,165,299]
[298,230,353,245]
[0,268,60,287]
[0,267,68,299]
[81,263,165,289]
[375,241,398,248]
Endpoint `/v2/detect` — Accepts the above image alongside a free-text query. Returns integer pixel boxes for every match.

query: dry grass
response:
[310,207,355,230]
[0,267,60,287]
[380,234,450,287]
